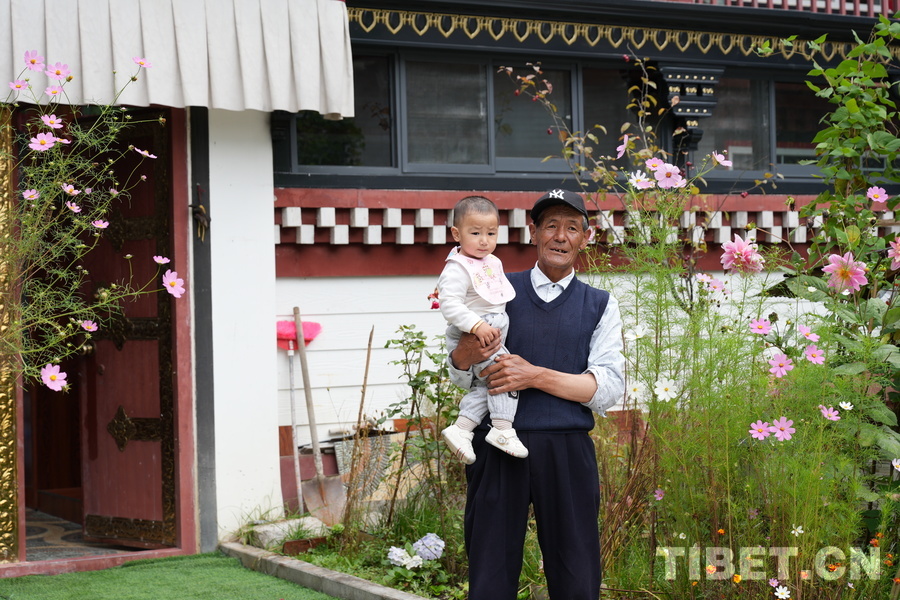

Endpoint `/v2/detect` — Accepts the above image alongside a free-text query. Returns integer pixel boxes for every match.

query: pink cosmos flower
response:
[805,345,825,364]
[616,134,629,159]
[628,171,654,190]
[109,188,119,196]
[65,201,81,213]
[24,50,45,72]
[654,488,665,501]
[40,364,67,391]
[134,147,157,159]
[889,240,900,271]
[696,273,712,283]
[819,405,840,421]
[749,420,771,440]
[22,189,39,201]
[92,220,109,229]
[768,353,793,378]
[749,318,772,335]
[769,417,795,441]
[822,252,868,292]
[29,132,56,152]
[712,151,732,168]
[56,137,70,145]
[45,62,70,80]
[707,278,728,294]
[9,80,27,91]
[133,57,153,68]
[654,163,686,189]
[80,320,98,332]
[645,157,665,171]
[61,184,80,196]
[162,269,185,298]
[798,325,819,342]
[867,186,888,205]
[45,85,64,98]
[153,256,171,265]
[41,114,64,129]
[720,233,765,273]
[769,578,780,588]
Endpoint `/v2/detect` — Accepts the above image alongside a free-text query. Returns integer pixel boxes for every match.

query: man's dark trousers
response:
[464,429,602,600]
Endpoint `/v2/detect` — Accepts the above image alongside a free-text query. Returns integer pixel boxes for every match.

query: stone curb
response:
[219,542,428,600]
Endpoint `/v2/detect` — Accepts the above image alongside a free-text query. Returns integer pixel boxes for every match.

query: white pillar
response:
[208,109,283,539]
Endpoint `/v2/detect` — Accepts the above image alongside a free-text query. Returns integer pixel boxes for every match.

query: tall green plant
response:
[1,50,185,388]
[499,23,900,598]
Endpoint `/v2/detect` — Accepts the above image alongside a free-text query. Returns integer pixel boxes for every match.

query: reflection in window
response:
[494,67,572,160]
[583,68,635,167]
[406,61,488,165]
[696,78,771,172]
[295,55,392,167]
[774,81,830,165]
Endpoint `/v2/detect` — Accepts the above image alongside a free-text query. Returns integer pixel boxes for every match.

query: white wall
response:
[208,110,283,538]
[275,276,448,446]
[274,270,825,448]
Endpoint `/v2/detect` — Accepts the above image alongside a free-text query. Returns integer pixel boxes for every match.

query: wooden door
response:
[77,114,177,548]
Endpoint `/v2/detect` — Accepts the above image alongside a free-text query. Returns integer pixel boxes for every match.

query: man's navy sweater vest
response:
[504,270,610,432]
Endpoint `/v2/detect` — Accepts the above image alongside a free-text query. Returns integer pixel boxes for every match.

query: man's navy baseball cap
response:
[530,189,589,223]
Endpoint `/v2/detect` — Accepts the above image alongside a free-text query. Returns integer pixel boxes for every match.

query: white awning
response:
[1,0,354,118]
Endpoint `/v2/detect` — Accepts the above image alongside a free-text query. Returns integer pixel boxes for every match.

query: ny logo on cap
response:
[547,189,566,199]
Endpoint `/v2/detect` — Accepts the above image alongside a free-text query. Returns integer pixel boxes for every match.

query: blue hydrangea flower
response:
[413,533,445,561]
[387,546,412,567]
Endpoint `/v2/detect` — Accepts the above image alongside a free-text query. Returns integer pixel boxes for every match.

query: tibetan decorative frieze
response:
[348,7,896,63]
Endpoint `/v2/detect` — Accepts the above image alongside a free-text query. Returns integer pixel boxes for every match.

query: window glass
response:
[583,68,633,167]
[696,78,771,172]
[295,55,392,167]
[774,81,830,165]
[494,67,572,160]
[406,61,489,165]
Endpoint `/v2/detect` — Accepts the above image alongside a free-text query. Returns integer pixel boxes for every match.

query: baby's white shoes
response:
[485,427,529,458]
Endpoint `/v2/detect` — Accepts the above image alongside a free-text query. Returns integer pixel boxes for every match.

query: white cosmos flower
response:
[839,402,853,411]
[624,325,648,342]
[627,381,647,401]
[653,378,678,401]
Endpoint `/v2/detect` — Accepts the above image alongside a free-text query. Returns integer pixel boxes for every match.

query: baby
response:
[437,196,528,464]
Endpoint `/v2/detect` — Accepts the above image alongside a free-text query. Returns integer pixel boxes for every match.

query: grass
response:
[0,552,339,600]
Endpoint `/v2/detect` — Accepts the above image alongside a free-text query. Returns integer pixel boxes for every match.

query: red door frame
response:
[4,108,196,577]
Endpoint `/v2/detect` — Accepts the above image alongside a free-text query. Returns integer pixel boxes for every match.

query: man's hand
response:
[450,331,501,372]
[480,354,539,395]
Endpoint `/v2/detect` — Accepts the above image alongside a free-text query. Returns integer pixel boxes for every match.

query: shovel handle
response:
[294,307,326,481]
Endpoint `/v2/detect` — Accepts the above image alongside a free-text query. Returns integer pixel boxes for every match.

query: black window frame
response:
[273,49,836,195]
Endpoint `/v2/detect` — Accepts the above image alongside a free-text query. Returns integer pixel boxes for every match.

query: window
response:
[278,52,830,186]
[696,78,830,176]
[405,60,489,168]
[294,54,394,168]
[774,81,831,166]
[494,67,572,171]
[582,67,631,166]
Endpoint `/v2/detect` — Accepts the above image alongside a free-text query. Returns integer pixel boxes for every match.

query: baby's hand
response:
[475,326,500,347]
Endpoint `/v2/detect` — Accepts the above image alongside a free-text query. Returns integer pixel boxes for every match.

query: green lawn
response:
[0,553,339,600]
